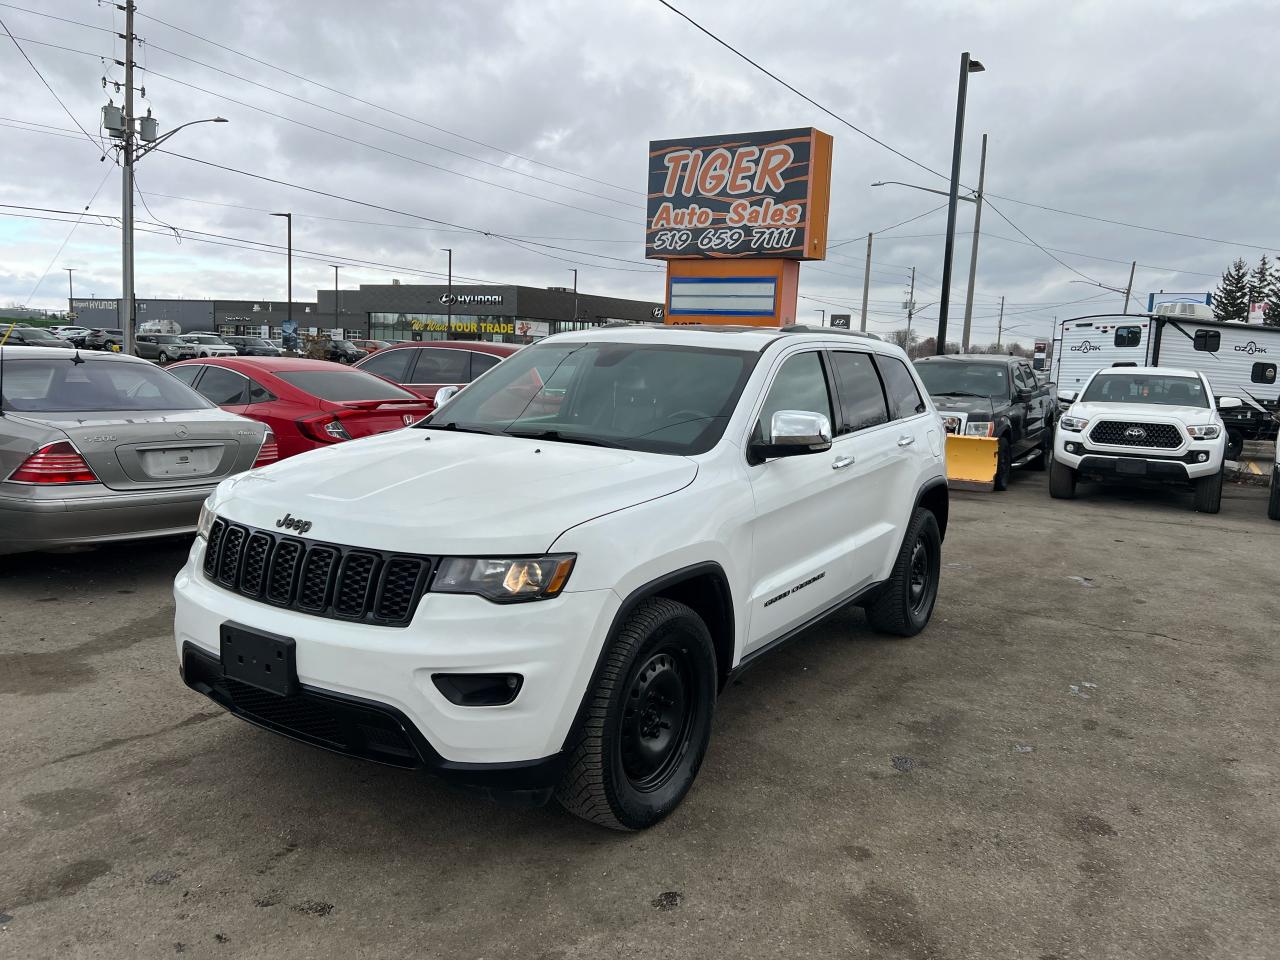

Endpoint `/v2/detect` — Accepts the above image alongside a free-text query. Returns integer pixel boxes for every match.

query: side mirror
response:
[434,385,461,407]
[749,410,832,462]
[1217,396,1243,410]
[1059,389,1077,404]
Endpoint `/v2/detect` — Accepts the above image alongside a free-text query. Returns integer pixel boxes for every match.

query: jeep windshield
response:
[914,360,1010,399]
[421,340,759,455]
[1081,373,1208,407]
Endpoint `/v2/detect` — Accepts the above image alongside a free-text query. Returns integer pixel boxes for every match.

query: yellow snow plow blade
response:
[945,435,1000,491]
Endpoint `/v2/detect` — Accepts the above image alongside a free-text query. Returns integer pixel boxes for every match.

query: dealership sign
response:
[411,318,514,335]
[440,293,503,306]
[646,127,833,261]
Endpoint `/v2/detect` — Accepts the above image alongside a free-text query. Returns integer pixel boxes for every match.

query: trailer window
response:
[1113,326,1141,348]
[1252,362,1277,384]
[1193,330,1221,352]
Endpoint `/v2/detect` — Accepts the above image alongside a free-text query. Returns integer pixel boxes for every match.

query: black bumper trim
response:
[181,642,564,803]
[1077,455,1192,480]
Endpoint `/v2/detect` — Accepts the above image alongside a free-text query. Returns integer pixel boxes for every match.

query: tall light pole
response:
[960,133,988,351]
[442,247,453,338]
[329,264,341,338]
[860,233,873,331]
[63,268,75,318]
[570,269,579,324]
[271,213,293,349]
[936,51,984,356]
[814,308,826,326]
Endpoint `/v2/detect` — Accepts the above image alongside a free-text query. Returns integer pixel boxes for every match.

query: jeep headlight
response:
[964,421,994,437]
[432,555,576,602]
[1186,424,1221,439]
[195,499,215,541]
[1060,415,1089,432]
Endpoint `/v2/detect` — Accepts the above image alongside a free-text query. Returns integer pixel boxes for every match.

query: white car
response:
[49,325,93,340]
[174,324,948,829]
[1051,366,1240,513]
[180,334,238,358]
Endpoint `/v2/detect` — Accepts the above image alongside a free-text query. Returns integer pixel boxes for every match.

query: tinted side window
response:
[828,351,889,434]
[756,352,833,443]
[411,348,470,384]
[247,377,274,403]
[194,366,249,405]
[1114,326,1141,347]
[357,348,414,383]
[470,352,501,378]
[1194,330,1221,352]
[874,355,927,420]
[1252,362,1277,384]
[168,365,201,386]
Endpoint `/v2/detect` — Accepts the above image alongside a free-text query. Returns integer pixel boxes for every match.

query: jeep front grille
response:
[203,518,433,626]
[1088,420,1182,449]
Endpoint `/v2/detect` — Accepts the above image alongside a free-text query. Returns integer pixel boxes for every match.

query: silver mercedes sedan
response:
[0,346,276,556]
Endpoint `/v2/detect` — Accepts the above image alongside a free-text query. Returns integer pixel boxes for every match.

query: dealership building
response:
[71,284,663,344]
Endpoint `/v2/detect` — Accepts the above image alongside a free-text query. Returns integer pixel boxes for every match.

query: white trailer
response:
[1051,315,1154,394]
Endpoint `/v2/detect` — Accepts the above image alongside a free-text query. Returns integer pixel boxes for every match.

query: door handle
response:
[832,456,854,470]
[897,435,916,447]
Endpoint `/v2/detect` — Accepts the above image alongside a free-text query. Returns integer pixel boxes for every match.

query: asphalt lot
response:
[1,470,1277,960]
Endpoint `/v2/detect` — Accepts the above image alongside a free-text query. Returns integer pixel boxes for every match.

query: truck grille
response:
[1088,420,1182,449]
[202,518,432,626]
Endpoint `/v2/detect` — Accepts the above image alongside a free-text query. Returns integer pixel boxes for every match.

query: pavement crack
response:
[48,711,225,765]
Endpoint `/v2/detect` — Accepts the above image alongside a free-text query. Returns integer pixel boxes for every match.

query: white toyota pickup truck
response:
[174,324,948,829]
[1051,365,1241,513]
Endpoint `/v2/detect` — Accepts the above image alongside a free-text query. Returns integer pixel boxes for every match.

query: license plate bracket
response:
[220,623,297,696]
[1116,458,1147,475]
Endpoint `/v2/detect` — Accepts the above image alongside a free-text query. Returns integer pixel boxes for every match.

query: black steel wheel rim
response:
[619,647,695,792]
[908,536,932,616]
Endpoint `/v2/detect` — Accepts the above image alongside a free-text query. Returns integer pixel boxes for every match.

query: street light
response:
[270,213,293,350]
[63,267,75,318]
[814,308,826,326]
[935,52,984,356]
[329,264,342,341]
[442,248,453,337]
[872,180,978,203]
[570,269,579,324]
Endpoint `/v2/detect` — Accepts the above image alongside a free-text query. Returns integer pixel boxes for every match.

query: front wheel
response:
[158,351,170,364]
[1267,467,1280,521]
[556,597,716,831]
[1193,467,1223,514]
[863,507,942,637]
[993,437,1012,490]
[1049,459,1077,499]
[1026,431,1051,471]
[1225,430,1244,463]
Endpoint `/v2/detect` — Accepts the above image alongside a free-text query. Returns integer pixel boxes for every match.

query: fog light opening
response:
[1198,452,1209,462]
[433,673,524,706]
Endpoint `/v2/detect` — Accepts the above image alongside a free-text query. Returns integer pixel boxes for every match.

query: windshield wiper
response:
[415,421,503,435]
[933,390,991,398]
[504,428,625,448]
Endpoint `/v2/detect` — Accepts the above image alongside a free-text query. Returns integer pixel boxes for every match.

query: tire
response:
[1225,430,1244,463]
[1026,432,1051,471]
[993,436,1012,490]
[1193,467,1223,514]
[1049,459,1077,499]
[158,351,170,364]
[864,508,942,637]
[1268,467,1280,521]
[555,597,717,831]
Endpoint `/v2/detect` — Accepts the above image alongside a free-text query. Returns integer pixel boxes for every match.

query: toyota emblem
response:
[1124,426,1147,440]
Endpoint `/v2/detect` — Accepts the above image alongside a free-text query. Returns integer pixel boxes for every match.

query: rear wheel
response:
[1049,459,1077,499]
[1026,430,1051,471]
[864,508,941,637]
[993,437,1012,490]
[1268,467,1280,521]
[556,597,716,831]
[1194,467,1223,514]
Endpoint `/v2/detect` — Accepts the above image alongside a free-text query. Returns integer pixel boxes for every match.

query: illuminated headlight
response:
[941,416,962,435]
[1060,415,1089,432]
[195,500,215,541]
[964,421,994,437]
[1186,424,1221,440]
[432,555,576,603]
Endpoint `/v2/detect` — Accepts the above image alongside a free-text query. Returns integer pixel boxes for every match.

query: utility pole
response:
[937,51,985,355]
[905,267,916,339]
[272,213,293,349]
[120,0,136,355]
[1122,260,1136,314]
[64,268,75,318]
[570,269,579,324]
[443,247,453,337]
[996,295,1005,348]
[860,232,872,331]
[329,264,340,337]
[961,133,988,351]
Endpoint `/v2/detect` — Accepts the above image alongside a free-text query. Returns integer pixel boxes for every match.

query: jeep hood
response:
[210,428,698,554]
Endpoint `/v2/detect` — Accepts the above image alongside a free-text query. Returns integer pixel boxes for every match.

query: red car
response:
[167,357,435,460]
[352,340,519,406]
[348,338,390,354]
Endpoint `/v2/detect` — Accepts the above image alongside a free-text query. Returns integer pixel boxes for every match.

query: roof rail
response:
[777,324,882,341]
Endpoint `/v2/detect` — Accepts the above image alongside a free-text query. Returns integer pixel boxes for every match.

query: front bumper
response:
[1054,431,1222,480]
[0,483,211,555]
[173,543,621,780]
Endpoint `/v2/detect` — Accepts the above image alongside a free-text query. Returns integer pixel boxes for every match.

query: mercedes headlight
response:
[964,421,994,437]
[1186,424,1221,439]
[432,555,576,602]
[1060,415,1089,432]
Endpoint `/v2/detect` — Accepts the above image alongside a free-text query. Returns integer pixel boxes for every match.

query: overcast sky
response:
[2,0,1278,345]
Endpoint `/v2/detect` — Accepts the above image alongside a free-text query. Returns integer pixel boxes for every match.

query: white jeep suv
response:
[1051,365,1241,513]
[174,325,948,829]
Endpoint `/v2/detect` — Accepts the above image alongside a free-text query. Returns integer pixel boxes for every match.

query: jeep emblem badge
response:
[275,513,313,534]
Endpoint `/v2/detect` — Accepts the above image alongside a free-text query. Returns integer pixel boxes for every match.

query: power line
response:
[0,18,107,158]
[22,166,116,305]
